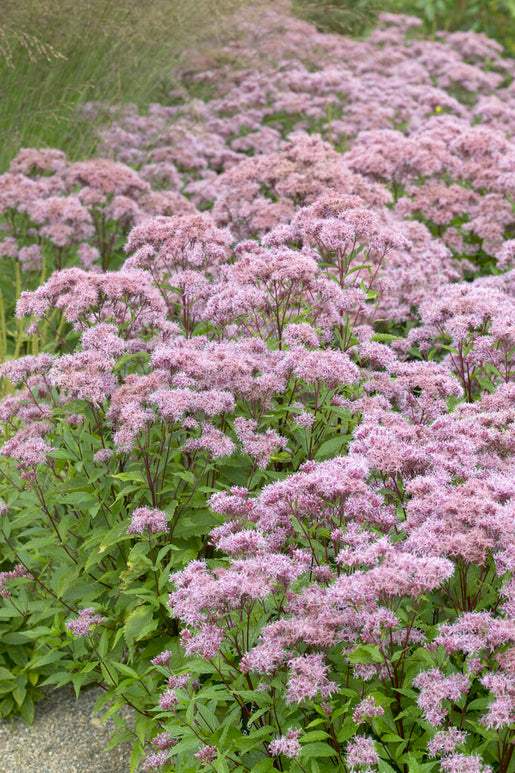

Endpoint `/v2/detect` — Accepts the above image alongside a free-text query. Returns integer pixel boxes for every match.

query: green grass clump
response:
[0,0,254,171]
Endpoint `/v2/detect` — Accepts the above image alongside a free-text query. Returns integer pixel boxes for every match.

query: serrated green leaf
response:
[130,741,145,773]
[123,605,157,648]
[110,471,145,483]
[113,662,139,679]
[347,645,383,664]
[370,333,402,342]
[301,731,331,742]
[301,741,338,760]
[249,758,276,773]
[315,434,351,459]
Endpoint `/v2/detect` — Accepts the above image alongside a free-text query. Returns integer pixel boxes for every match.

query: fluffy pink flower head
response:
[0,563,32,599]
[346,735,379,771]
[352,695,385,724]
[194,745,217,765]
[0,353,54,386]
[26,195,93,247]
[142,750,172,770]
[152,732,178,751]
[1,429,56,470]
[234,417,287,468]
[182,422,235,459]
[9,147,68,177]
[269,728,302,758]
[480,672,515,729]
[127,507,168,535]
[124,213,232,274]
[67,158,150,201]
[93,448,113,464]
[18,244,43,272]
[65,608,105,637]
[158,688,178,710]
[440,753,493,773]
[427,728,468,758]
[412,668,470,726]
[179,625,224,659]
[151,650,172,667]
[286,653,337,704]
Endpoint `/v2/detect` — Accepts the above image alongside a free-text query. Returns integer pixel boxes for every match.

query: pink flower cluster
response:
[65,607,106,637]
[127,507,168,535]
[269,728,302,758]
[0,563,32,598]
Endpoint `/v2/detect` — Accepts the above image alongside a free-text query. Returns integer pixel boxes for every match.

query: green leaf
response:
[0,696,14,717]
[135,713,154,744]
[172,510,217,539]
[392,687,417,699]
[301,741,339,760]
[0,667,14,680]
[28,651,63,669]
[466,697,490,711]
[404,755,438,772]
[1,632,30,644]
[336,723,356,743]
[104,731,135,751]
[110,471,145,483]
[130,741,145,773]
[113,662,139,679]
[19,695,35,724]
[301,731,331,742]
[93,521,133,558]
[12,673,27,706]
[123,605,157,648]
[171,470,195,485]
[315,434,351,459]
[250,760,278,772]
[58,491,98,508]
[378,761,397,773]
[370,333,402,342]
[347,645,383,664]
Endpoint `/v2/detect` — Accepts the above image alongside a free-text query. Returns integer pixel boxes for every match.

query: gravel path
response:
[0,687,143,773]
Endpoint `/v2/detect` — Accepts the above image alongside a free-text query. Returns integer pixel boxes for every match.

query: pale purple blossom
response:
[93,448,113,464]
[412,669,471,726]
[158,688,178,710]
[151,650,172,667]
[352,695,385,724]
[286,653,337,704]
[427,728,467,757]
[142,750,172,770]
[0,563,32,598]
[440,753,493,773]
[127,507,168,535]
[152,733,178,750]
[269,728,302,758]
[65,608,105,637]
[346,735,379,770]
[194,745,217,765]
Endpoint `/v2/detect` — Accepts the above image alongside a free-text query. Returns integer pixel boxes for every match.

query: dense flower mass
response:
[0,3,515,773]
[65,608,106,637]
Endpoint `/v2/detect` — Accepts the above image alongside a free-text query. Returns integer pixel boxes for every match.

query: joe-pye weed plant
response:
[0,201,513,772]
[0,198,374,767]
[0,6,513,773]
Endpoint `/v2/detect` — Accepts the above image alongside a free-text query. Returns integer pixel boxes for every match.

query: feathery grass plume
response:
[0,23,65,68]
[0,0,260,170]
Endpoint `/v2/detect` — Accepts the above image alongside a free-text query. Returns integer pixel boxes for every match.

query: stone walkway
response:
[0,687,143,773]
